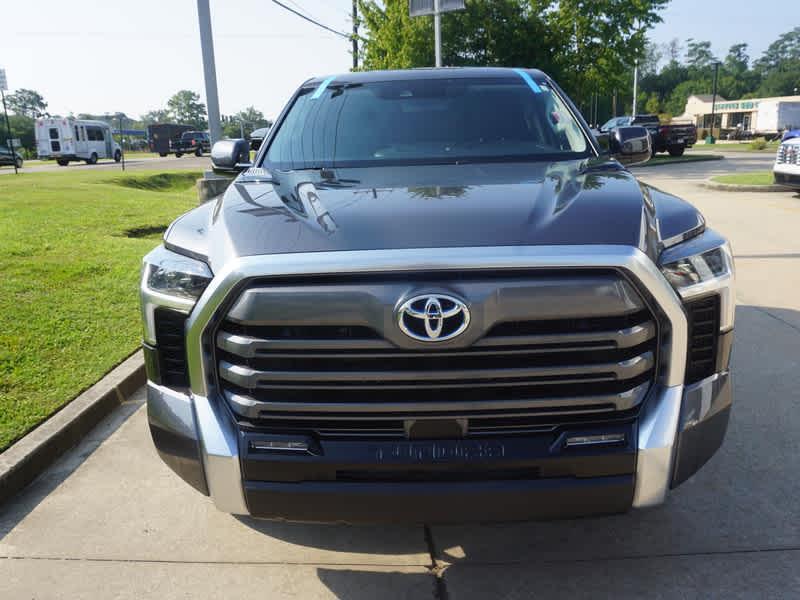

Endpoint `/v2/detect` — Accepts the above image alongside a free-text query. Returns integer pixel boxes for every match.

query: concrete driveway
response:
[2,154,800,599]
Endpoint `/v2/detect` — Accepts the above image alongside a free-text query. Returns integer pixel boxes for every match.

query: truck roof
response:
[303,67,549,87]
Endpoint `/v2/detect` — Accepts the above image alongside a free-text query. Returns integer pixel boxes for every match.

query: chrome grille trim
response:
[185,246,688,394]
[216,321,656,357]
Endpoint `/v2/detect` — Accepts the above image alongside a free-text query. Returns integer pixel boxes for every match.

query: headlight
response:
[140,246,212,345]
[145,255,212,301]
[660,245,731,292]
[659,231,735,331]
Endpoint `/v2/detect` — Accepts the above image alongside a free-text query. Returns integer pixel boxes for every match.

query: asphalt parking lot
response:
[0,153,210,175]
[2,153,800,599]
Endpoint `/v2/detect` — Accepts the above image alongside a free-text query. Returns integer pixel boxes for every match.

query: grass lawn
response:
[691,142,780,152]
[0,169,200,450]
[710,171,775,185]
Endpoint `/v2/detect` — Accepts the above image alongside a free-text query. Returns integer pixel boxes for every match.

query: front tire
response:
[175,152,183,158]
[114,150,121,163]
[57,159,69,167]
[87,152,98,165]
[668,145,685,157]
[194,146,203,157]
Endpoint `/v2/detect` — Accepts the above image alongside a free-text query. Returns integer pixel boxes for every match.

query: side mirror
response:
[608,126,651,166]
[211,139,251,173]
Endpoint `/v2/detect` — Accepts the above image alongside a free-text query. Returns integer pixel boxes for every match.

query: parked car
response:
[774,136,800,190]
[0,144,23,169]
[601,114,697,156]
[173,131,210,157]
[35,118,121,166]
[249,126,270,151]
[147,123,194,157]
[141,67,735,523]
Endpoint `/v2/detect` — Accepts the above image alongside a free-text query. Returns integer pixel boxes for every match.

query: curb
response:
[631,155,724,168]
[0,350,145,506]
[700,178,788,192]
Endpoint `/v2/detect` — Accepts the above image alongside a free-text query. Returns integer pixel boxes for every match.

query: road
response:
[2,153,800,599]
[0,154,211,175]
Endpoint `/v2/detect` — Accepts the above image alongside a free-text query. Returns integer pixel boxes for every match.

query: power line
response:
[269,0,351,39]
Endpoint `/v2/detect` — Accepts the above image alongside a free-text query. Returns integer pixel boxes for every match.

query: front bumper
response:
[774,163,800,188]
[146,370,731,523]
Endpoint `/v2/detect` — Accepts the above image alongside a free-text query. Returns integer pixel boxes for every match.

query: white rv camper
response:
[35,118,121,166]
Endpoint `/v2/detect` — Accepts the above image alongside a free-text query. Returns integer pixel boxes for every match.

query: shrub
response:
[749,137,768,150]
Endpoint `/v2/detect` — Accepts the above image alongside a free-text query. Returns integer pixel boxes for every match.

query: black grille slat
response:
[154,308,189,387]
[685,295,720,384]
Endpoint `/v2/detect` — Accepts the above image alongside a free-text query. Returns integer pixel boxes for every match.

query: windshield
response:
[265,76,591,169]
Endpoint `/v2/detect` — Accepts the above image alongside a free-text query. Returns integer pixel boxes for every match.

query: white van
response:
[35,118,121,166]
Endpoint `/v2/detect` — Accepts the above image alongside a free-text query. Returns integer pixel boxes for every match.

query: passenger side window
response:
[49,128,59,140]
[97,128,105,141]
[75,126,80,140]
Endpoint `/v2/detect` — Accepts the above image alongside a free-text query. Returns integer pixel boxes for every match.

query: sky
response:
[1,0,798,122]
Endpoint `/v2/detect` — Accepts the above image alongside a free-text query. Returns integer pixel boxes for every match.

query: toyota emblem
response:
[397,294,470,342]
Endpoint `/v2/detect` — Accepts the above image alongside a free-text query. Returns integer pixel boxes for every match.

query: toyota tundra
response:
[141,68,734,523]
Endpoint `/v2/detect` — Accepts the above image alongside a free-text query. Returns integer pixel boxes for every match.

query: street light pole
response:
[352,0,359,70]
[710,62,720,142]
[1,88,17,175]
[632,59,639,118]
[118,114,125,171]
[196,0,222,144]
[433,0,442,67]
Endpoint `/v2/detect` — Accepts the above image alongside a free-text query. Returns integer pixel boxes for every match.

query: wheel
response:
[87,153,98,165]
[194,146,203,157]
[668,145,685,157]
[57,159,69,167]
[15,157,23,169]
[175,152,183,158]
[159,152,168,157]
[114,150,121,163]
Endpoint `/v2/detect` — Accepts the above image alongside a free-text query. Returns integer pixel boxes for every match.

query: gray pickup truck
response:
[601,114,698,157]
[140,68,734,523]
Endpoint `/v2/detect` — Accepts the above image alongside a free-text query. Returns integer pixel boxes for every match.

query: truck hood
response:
[166,160,693,272]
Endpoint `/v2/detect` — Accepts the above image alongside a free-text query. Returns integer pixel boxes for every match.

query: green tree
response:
[645,93,661,114]
[5,88,48,118]
[685,39,716,71]
[7,115,36,153]
[222,107,272,139]
[140,109,172,126]
[359,0,669,116]
[754,26,800,73]
[166,90,207,129]
[358,0,433,69]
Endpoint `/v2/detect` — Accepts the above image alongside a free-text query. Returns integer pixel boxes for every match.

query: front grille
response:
[777,144,799,165]
[154,308,189,387]
[685,295,720,384]
[214,272,659,438]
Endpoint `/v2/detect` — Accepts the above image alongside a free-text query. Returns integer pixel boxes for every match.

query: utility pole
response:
[433,0,442,67]
[0,68,18,175]
[1,90,16,175]
[352,0,359,70]
[118,114,125,171]
[196,0,222,144]
[709,62,721,142]
[632,59,639,117]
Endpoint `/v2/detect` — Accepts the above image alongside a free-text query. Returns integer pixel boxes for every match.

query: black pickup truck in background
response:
[173,131,211,157]
[147,124,193,157]
[601,115,697,157]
